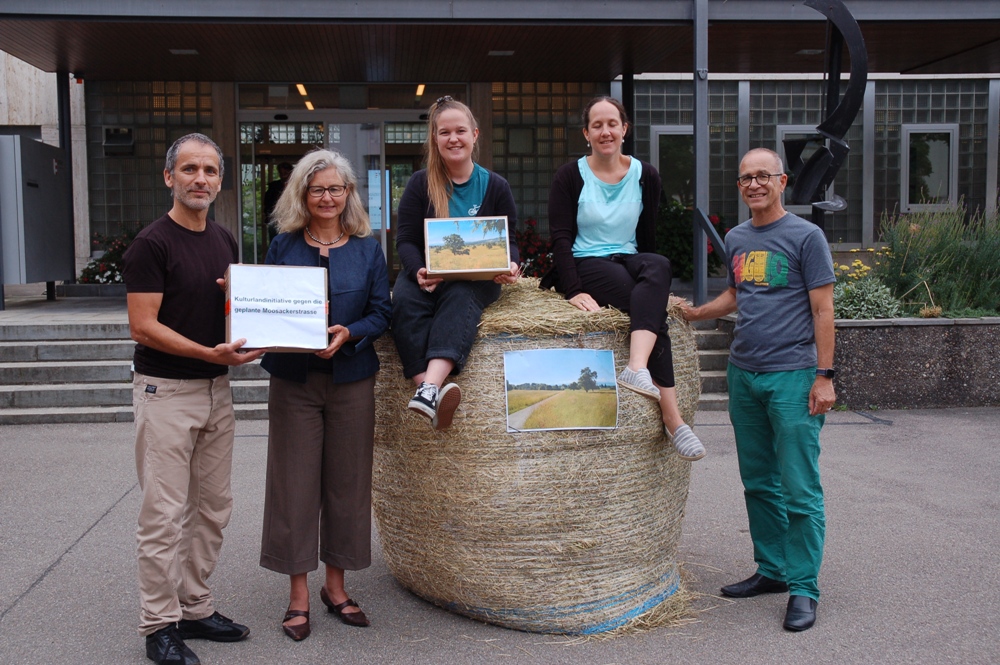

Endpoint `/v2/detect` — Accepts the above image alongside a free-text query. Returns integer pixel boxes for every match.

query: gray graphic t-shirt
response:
[724,212,835,372]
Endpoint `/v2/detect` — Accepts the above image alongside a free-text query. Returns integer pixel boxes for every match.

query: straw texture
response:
[373,278,700,634]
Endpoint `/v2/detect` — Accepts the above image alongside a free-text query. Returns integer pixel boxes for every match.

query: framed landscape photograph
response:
[424,216,511,280]
[503,349,619,432]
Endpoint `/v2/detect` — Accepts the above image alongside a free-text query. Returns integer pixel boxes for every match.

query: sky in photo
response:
[426,218,506,246]
[504,349,616,386]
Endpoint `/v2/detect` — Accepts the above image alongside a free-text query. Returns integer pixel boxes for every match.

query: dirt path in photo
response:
[506,392,563,430]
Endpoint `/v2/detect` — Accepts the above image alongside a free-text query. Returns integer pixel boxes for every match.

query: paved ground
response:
[1,289,997,664]
[1,407,997,665]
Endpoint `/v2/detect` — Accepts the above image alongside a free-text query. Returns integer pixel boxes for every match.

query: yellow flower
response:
[850,248,860,253]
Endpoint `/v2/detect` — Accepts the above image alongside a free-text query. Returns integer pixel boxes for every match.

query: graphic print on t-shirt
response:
[732,250,789,288]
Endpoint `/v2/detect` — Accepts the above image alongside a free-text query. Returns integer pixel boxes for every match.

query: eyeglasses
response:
[737,173,783,187]
[435,95,454,105]
[307,185,348,198]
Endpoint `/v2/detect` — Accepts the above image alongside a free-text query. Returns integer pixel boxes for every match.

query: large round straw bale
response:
[373,278,699,634]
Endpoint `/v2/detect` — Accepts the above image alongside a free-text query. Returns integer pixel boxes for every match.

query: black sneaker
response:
[177,611,249,642]
[408,382,438,419]
[432,383,461,430]
[145,625,200,665]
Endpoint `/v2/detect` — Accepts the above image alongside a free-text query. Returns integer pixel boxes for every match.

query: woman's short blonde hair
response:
[272,149,371,238]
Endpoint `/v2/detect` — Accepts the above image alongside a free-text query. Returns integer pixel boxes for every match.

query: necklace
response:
[305,226,345,246]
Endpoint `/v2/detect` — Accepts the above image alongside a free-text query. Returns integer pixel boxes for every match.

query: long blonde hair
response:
[424,97,480,218]
[272,149,371,237]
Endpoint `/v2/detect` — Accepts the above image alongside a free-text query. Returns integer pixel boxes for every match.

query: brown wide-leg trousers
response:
[260,372,376,575]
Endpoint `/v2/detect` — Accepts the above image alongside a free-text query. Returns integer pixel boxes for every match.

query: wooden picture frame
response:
[424,216,511,280]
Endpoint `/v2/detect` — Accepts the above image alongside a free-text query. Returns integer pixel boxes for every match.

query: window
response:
[651,126,694,207]
[901,124,958,211]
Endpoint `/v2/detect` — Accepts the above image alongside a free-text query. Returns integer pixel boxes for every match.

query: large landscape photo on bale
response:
[503,349,618,431]
[424,216,510,278]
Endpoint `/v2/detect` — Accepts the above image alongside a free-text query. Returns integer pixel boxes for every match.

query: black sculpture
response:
[783,0,869,229]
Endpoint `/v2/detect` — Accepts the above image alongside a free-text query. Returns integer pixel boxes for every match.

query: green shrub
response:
[514,218,553,278]
[656,198,729,281]
[874,206,1000,316]
[79,229,137,284]
[833,277,902,319]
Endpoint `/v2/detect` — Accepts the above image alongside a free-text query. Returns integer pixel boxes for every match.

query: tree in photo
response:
[578,367,598,392]
[443,233,469,255]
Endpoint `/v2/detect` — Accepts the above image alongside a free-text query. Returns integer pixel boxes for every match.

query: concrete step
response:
[0,359,268,385]
[0,339,135,362]
[0,401,269,426]
[0,380,269,409]
[0,360,133,385]
[697,349,730,372]
[688,318,720,331]
[0,322,132,342]
[700,369,728,394]
[695,329,731,350]
[697,392,729,412]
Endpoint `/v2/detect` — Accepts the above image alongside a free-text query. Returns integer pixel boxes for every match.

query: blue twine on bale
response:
[441,566,681,634]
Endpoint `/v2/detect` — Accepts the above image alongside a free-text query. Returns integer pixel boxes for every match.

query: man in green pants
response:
[681,147,836,631]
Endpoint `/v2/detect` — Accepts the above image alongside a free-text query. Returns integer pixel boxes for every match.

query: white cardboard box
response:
[225,264,328,351]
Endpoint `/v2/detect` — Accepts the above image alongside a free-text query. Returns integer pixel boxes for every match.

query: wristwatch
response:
[816,368,836,378]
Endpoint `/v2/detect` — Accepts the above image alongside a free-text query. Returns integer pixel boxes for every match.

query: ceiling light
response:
[415,84,426,97]
[169,49,199,56]
[305,101,315,111]
[296,84,308,96]
[488,50,515,57]
[796,49,824,56]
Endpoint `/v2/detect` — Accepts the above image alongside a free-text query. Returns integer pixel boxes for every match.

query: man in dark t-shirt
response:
[122,133,264,665]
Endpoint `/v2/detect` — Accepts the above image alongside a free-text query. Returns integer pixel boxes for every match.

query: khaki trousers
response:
[133,372,235,636]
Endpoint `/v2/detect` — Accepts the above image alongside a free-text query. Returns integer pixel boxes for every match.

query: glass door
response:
[239,121,324,264]
[237,110,426,270]
[325,122,386,267]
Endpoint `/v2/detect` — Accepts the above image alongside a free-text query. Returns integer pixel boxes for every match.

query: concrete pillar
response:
[470,82,493,170]
[212,82,239,240]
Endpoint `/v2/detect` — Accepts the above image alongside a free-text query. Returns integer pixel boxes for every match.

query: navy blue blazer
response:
[260,231,391,384]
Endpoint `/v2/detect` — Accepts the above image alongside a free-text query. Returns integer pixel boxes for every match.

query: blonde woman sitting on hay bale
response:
[391,96,520,430]
[542,96,705,461]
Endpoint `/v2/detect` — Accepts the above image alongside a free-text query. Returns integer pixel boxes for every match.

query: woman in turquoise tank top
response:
[546,96,705,462]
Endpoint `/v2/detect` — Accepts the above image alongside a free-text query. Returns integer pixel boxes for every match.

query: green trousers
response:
[727,364,826,601]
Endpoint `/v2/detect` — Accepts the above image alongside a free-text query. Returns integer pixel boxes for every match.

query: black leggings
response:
[574,252,675,388]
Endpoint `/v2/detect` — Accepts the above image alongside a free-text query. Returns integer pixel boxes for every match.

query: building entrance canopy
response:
[1,1,999,80]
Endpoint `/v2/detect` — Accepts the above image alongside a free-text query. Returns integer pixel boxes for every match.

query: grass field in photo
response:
[429,243,509,271]
[508,389,617,429]
[506,389,560,414]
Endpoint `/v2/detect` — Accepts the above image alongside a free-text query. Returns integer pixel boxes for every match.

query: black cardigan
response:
[544,158,662,299]
[395,168,521,281]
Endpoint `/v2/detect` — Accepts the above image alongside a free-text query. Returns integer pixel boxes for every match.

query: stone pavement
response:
[1,405,997,664]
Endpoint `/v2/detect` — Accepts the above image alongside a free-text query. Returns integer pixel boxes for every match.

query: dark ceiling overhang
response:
[0,1,998,82]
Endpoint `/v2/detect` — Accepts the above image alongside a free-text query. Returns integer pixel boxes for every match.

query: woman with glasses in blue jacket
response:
[259,149,390,639]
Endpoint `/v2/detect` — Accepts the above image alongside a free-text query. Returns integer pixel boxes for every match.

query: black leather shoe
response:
[783,594,818,631]
[145,626,200,665]
[720,573,789,598]
[177,611,250,642]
